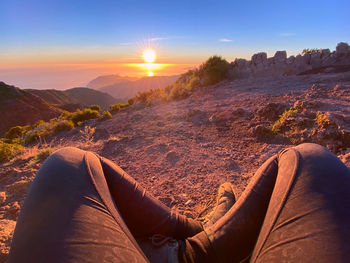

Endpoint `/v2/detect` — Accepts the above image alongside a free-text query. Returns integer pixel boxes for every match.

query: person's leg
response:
[99,157,203,239]
[251,143,350,262]
[8,147,148,263]
[180,143,350,263]
[180,154,279,263]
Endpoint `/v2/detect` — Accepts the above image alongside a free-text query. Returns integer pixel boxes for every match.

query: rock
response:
[235,58,248,68]
[336,42,350,54]
[250,125,272,140]
[273,51,287,63]
[165,151,180,165]
[251,52,267,65]
[320,48,331,58]
[0,192,6,205]
[256,103,287,121]
[310,52,322,68]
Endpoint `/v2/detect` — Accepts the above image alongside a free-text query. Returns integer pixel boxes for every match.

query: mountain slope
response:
[88,75,178,99]
[87,74,139,90]
[27,87,120,111]
[0,82,120,136]
[0,82,62,135]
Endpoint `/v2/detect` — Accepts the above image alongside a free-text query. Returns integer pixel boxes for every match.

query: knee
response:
[37,147,87,181]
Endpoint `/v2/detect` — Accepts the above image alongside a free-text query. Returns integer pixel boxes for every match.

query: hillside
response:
[88,75,178,99]
[0,70,349,261]
[87,74,139,90]
[0,82,62,136]
[27,87,120,111]
[0,83,120,136]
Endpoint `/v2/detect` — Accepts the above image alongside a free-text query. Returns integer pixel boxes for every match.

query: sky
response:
[0,0,349,90]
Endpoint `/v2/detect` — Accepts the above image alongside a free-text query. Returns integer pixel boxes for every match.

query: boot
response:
[202,182,237,228]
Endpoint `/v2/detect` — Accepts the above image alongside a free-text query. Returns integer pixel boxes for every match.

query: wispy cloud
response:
[149,37,169,42]
[279,33,296,37]
[119,42,134,46]
[219,38,233,42]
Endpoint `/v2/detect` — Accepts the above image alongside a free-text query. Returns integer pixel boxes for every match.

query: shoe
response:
[138,234,180,263]
[202,182,236,228]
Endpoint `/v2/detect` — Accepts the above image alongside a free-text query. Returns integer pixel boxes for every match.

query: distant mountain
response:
[87,74,139,90]
[27,87,120,111]
[0,82,62,136]
[0,82,120,136]
[87,75,179,99]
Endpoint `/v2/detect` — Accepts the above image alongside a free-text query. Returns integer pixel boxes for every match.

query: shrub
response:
[272,106,299,133]
[34,147,53,162]
[110,103,129,112]
[90,105,101,111]
[102,111,112,119]
[128,98,134,105]
[314,112,331,128]
[72,108,100,125]
[302,48,321,55]
[5,126,29,140]
[80,126,96,144]
[24,132,39,144]
[110,104,121,112]
[186,75,201,92]
[54,120,75,133]
[59,110,73,120]
[198,56,230,86]
[169,84,190,100]
[0,141,24,163]
[34,120,45,128]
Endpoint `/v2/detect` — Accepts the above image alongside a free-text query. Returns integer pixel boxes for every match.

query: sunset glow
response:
[143,49,156,63]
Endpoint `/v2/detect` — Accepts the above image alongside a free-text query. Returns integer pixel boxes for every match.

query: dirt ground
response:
[1,71,350,261]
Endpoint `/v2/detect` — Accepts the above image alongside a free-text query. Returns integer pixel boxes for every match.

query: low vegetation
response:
[0,140,24,163]
[271,104,300,133]
[302,48,321,55]
[134,55,229,105]
[0,55,231,163]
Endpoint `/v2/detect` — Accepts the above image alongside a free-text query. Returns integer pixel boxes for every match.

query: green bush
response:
[302,48,321,55]
[59,110,73,120]
[24,132,39,144]
[54,120,75,133]
[128,98,134,105]
[0,141,24,163]
[72,108,100,125]
[90,105,101,111]
[110,104,121,112]
[169,84,190,100]
[272,106,299,133]
[198,56,230,86]
[5,126,29,140]
[102,111,112,119]
[186,75,201,92]
[34,147,53,162]
[110,103,129,112]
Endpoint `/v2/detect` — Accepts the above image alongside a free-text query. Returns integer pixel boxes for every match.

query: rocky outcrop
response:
[229,42,350,79]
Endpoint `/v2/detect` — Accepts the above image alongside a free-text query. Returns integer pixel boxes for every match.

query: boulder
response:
[336,42,350,54]
[310,51,322,68]
[251,52,267,65]
[273,51,287,63]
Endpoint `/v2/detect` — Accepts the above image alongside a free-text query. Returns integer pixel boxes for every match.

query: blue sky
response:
[0,0,349,89]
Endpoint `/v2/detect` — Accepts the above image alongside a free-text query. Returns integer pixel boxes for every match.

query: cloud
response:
[279,33,296,37]
[119,42,134,46]
[219,38,233,42]
[149,37,169,42]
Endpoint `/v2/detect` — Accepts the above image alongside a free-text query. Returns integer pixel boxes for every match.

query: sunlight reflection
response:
[125,63,173,77]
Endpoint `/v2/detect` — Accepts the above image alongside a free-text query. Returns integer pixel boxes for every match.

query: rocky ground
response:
[1,71,350,261]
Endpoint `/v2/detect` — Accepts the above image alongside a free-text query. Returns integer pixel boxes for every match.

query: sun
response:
[143,49,156,63]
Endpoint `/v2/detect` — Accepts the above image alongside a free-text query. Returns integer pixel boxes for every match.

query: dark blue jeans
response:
[8,144,350,262]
